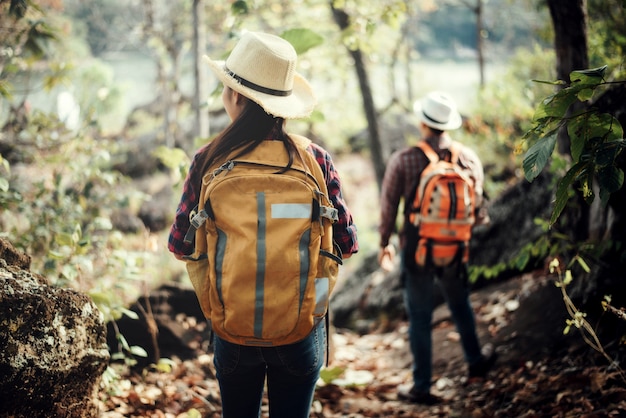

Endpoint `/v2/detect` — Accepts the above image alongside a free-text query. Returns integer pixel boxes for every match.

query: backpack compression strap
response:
[416,140,462,164]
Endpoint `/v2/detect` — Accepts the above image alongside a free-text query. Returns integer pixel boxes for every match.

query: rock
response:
[0,239,109,418]
[0,237,31,270]
[106,283,209,369]
[470,170,554,275]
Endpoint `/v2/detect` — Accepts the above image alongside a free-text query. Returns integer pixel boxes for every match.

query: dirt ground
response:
[100,272,626,417]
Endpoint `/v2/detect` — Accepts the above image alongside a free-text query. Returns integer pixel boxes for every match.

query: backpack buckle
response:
[183,209,209,244]
[320,205,338,222]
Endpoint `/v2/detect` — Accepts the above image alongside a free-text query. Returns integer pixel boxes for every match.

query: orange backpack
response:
[183,135,342,347]
[408,141,476,267]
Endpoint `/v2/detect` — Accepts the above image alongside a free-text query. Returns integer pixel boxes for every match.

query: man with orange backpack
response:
[378,91,496,405]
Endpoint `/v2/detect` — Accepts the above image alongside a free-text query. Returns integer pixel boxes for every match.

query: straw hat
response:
[203,31,317,119]
[414,91,462,130]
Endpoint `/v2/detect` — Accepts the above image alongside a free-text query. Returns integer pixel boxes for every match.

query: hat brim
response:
[413,101,463,131]
[203,55,317,119]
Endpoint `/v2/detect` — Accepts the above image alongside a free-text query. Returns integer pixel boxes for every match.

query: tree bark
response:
[547,0,589,154]
[547,0,590,242]
[330,3,385,190]
[476,0,485,88]
[192,0,209,153]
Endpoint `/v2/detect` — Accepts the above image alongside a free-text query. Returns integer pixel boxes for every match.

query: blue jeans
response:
[402,249,482,392]
[213,321,325,418]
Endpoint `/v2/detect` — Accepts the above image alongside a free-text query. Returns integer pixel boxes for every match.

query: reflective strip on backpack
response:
[255,192,267,339]
[272,203,311,219]
[314,277,329,316]
[299,229,311,308]
[215,229,227,303]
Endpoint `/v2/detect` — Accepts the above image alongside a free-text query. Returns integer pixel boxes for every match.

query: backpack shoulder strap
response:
[448,141,462,164]
[416,141,439,164]
[417,140,463,165]
[290,133,312,150]
[289,134,328,196]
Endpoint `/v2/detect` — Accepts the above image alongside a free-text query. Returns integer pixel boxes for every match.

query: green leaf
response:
[533,90,577,121]
[563,270,573,285]
[154,358,177,373]
[551,162,586,225]
[153,146,189,170]
[48,248,70,259]
[523,133,557,181]
[120,307,139,320]
[568,113,620,163]
[89,291,113,307]
[0,80,12,99]
[576,87,595,102]
[186,409,203,418]
[130,345,148,358]
[531,78,566,87]
[598,165,624,195]
[573,256,591,273]
[117,333,130,351]
[281,28,324,55]
[56,232,75,247]
[110,352,126,361]
[569,65,607,85]
[595,140,623,168]
[319,366,345,384]
[515,250,530,270]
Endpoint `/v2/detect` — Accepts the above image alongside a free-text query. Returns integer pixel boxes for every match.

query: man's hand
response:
[377,245,396,272]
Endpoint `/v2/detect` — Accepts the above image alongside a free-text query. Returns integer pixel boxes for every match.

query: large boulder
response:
[0,238,109,418]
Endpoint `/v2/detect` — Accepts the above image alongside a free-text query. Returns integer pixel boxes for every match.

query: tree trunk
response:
[476,0,485,88]
[330,3,385,190]
[547,0,589,155]
[192,0,209,153]
[547,0,590,242]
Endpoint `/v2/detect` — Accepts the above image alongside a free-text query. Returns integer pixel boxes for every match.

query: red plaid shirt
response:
[168,140,359,258]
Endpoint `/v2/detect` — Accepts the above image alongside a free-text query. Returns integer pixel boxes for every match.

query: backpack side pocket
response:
[184,253,211,320]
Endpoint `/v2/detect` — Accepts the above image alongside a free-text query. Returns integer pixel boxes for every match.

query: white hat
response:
[414,91,462,130]
[203,31,317,119]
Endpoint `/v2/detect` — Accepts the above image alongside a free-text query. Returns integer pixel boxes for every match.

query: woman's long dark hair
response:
[198,89,298,176]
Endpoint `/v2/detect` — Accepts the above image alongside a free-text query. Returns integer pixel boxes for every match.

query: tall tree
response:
[192,0,209,149]
[329,2,385,190]
[546,0,591,243]
[547,0,589,156]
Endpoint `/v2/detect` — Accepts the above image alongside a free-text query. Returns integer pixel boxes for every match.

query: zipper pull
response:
[212,160,235,179]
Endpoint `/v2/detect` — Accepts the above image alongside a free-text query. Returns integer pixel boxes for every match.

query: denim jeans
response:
[401,248,482,392]
[213,321,325,418]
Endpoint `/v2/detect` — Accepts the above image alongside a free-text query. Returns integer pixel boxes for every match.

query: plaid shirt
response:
[168,140,359,258]
[379,136,485,248]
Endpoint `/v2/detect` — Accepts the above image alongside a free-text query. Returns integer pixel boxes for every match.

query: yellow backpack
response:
[183,135,341,346]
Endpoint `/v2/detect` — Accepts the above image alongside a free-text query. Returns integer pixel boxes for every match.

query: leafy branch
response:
[550,257,625,383]
[522,65,626,225]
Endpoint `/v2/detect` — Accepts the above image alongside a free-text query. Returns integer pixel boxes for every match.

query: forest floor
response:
[99,271,626,418]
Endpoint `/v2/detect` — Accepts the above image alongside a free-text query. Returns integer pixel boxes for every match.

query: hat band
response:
[225,67,292,97]
[423,111,448,125]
